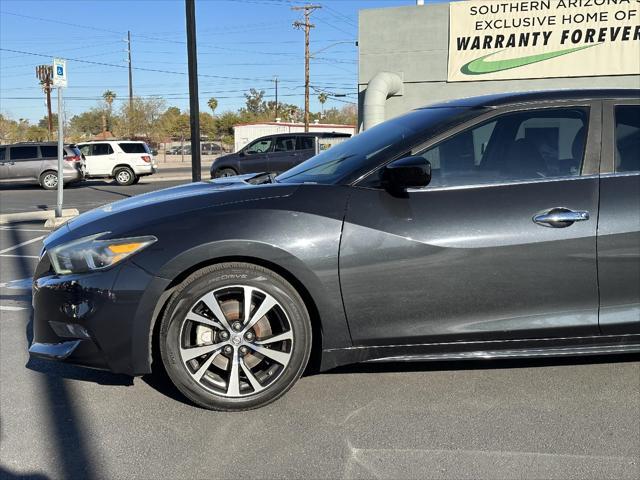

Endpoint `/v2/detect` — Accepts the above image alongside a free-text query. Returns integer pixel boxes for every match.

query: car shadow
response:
[5,225,101,479]
[0,182,86,191]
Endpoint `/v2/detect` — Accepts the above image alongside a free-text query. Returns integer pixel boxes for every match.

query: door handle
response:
[533,207,590,228]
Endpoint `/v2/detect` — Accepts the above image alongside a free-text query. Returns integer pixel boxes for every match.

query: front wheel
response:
[214,167,237,178]
[159,262,312,411]
[113,167,135,186]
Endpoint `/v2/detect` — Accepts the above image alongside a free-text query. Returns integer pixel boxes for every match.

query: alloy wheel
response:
[43,173,58,189]
[178,285,293,397]
[117,170,132,184]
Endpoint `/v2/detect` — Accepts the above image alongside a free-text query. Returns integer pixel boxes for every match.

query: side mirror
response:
[381,156,431,192]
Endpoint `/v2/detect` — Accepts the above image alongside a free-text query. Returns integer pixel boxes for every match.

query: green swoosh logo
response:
[461,44,600,75]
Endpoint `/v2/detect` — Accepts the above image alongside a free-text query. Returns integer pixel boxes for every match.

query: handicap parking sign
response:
[52,58,67,88]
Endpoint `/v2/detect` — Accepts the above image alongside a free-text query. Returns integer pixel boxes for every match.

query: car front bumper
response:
[29,253,170,375]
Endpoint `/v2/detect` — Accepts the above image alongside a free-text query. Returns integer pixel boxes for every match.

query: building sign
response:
[448,0,640,82]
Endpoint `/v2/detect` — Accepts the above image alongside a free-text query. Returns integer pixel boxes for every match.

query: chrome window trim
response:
[599,171,640,179]
[406,173,599,193]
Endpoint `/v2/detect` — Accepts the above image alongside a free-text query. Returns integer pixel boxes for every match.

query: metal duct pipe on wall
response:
[362,71,403,131]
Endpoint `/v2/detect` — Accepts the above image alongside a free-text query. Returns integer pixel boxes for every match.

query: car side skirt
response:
[319,334,640,371]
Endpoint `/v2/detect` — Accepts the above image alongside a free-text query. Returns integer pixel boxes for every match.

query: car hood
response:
[211,152,238,165]
[44,176,298,248]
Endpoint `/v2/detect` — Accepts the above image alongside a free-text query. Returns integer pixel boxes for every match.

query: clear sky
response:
[0,0,444,123]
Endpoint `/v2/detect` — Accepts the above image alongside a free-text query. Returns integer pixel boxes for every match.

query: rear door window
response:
[297,136,315,150]
[274,137,296,152]
[9,146,38,161]
[0,147,5,161]
[92,144,114,156]
[40,146,58,158]
[615,105,640,173]
[119,142,149,154]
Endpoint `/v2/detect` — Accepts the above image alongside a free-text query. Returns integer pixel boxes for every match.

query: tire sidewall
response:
[160,263,311,411]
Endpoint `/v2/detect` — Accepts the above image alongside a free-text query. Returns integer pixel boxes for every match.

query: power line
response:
[0,48,303,83]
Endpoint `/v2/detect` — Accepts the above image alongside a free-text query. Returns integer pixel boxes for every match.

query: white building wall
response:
[233,123,355,152]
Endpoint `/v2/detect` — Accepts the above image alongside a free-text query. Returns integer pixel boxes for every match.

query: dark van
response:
[210,132,351,178]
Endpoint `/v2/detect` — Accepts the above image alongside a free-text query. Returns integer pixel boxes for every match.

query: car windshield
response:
[276,107,477,185]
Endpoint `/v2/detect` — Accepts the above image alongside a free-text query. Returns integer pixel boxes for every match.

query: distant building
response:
[233,121,355,152]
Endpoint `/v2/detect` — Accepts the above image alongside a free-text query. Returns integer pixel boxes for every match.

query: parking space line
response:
[0,227,51,233]
[0,306,26,311]
[0,254,40,259]
[0,235,45,254]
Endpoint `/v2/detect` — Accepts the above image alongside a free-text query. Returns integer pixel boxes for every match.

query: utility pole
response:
[293,4,321,132]
[127,30,133,137]
[35,65,53,140]
[185,0,201,182]
[274,76,279,120]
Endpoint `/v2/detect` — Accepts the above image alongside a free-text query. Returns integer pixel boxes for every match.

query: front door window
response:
[416,108,589,189]
[245,138,273,155]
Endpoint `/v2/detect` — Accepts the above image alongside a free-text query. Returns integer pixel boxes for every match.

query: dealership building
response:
[357,0,640,130]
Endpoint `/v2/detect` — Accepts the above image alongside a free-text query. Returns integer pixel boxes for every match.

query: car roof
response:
[262,132,351,139]
[2,142,76,147]
[78,140,145,144]
[419,89,640,110]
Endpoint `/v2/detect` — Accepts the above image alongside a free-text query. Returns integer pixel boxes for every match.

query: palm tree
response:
[318,93,328,117]
[207,97,218,116]
[102,90,116,131]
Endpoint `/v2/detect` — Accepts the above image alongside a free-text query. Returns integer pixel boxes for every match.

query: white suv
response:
[77,141,158,185]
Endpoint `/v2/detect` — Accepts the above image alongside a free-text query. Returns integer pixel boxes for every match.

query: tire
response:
[159,262,311,411]
[132,176,140,185]
[39,171,58,190]
[113,167,135,186]
[214,167,237,178]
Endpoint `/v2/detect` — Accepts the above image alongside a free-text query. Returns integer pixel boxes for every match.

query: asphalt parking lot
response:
[0,179,639,479]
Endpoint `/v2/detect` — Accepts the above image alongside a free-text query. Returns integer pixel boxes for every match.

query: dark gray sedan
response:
[30,90,640,411]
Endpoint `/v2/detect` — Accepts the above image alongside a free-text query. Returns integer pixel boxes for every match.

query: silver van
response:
[0,142,85,189]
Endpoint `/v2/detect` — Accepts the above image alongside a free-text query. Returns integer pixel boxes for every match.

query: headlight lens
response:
[48,233,157,275]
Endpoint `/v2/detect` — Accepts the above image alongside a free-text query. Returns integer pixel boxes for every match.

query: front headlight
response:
[48,233,157,275]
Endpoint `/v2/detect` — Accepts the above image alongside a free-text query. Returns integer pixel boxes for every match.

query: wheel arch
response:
[112,164,134,175]
[146,254,334,378]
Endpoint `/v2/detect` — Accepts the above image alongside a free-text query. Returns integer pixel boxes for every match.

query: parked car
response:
[0,142,84,190]
[210,132,351,178]
[30,90,639,411]
[166,146,182,155]
[202,142,224,155]
[77,140,157,186]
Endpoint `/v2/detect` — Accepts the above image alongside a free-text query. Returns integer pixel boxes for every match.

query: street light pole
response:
[185,0,201,182]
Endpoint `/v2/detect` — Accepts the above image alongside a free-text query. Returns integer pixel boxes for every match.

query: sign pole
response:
[56,87,63,218]
[52,58,67,218]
